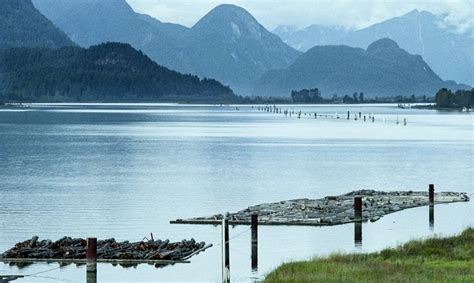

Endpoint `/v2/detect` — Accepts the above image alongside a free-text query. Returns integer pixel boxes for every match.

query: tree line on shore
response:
[0,42,237,103]
[435,88,473,109]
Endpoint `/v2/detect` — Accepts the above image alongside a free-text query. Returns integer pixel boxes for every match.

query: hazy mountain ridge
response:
[32,1,300,95]
[0,42,236,102]
[253,38,467,97]
[0,0,75,49]
[274,10,473,86]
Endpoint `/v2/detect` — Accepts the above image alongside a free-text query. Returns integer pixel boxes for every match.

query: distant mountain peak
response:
[211,4,253,16]
[367,38,400,53]
[193,4,262,37]
[403,9,435,19]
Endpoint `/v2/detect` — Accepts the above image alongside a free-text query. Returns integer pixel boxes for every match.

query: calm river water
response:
[0,103,472,282]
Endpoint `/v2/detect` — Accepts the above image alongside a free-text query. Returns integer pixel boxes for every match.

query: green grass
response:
[265,228,474,282]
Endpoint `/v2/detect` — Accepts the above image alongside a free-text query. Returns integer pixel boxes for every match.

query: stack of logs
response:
[0,236,207,261]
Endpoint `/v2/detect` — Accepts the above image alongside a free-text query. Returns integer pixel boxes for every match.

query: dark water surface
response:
[0,103,472,282]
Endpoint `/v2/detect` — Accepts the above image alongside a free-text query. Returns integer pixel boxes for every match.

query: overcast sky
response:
[126,0,473,32]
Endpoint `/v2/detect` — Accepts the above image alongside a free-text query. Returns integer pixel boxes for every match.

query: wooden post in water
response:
[347,111,350,120]
[359,112,362,118]
[86,238,97,267]
[354,197,362,220]
[86,237,97,283]
[364,116,366,122]
[428,184,435,229]
[251,214,258,271]
[222,216,230,283]
[354,197,363,245]
[429,184,434,205]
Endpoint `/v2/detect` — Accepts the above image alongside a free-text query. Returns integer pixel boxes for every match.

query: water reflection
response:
[354,221,363,247]
[429,205,435,230]
[86,263,97,283]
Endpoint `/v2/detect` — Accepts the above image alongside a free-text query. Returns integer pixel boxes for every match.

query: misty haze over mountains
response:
[274,10,474,86]
[0,0,471,101]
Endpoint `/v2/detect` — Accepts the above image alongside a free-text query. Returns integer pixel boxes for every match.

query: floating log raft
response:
[0,237,210,264]
[171,190,469,226]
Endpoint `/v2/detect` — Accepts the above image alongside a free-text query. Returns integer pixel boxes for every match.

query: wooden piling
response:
[347,111,350,120]
[429,184,434,205]
[251,214,258,270]
[86,238,97,273]
[222,217,230,283]
[354,197,362,220]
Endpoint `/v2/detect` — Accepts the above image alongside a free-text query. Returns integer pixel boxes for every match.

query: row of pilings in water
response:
[255,105,408,125]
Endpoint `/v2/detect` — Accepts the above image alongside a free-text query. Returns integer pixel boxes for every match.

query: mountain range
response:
[0,0,75,49]
[1,0,470,101]
[274,10,474,86]
[0,1,236,103]
[32,0,300,95]
[253,38,467,97]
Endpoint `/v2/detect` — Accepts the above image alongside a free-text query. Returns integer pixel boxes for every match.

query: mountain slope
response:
[274,10,474,86]
[32,0,189,70]
[32,1,301,95]
[0,42,236,102]
[0,0,75,49]
[253,38,466,97]
[183,4,301,94]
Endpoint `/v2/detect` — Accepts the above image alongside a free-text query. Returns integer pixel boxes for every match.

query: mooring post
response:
[347,111,350,120]
[354,197,363,245]
[222,216,230,283]
[86,237,97,279]
[428,184,435,229]
[354,197,362,220]
[359,112,361,118]
[87,238,97,264]
[364,116,366,122]
[251,214,258,270]
[429,184,434,205]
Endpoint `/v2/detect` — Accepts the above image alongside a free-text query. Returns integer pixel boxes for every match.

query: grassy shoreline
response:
[265,228,474,282]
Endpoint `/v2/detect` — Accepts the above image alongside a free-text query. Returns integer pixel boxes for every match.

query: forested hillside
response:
[0,43,237,102]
